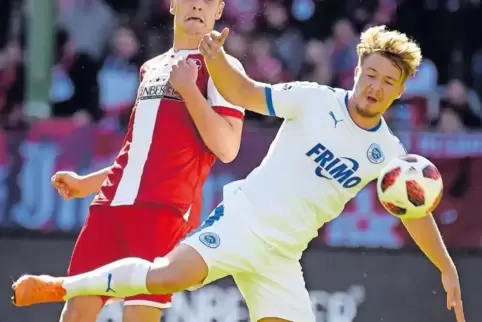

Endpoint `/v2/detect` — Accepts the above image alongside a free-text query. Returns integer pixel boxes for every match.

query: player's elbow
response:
[215,145,239,163]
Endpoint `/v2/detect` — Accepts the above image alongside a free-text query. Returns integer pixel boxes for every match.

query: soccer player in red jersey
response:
[41,0,245,321]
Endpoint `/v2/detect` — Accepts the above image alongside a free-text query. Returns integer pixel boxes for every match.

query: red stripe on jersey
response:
[213,106,244,119]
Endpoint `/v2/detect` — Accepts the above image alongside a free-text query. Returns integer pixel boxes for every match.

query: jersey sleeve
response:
[139,63,146,82]
[388,128,408,157]
[264,81,325,120]
[397,141,408,156]
[207,56,245,120]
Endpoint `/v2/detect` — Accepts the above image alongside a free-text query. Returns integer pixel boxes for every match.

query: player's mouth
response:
[186,16,204,23]
[366,95,378,104]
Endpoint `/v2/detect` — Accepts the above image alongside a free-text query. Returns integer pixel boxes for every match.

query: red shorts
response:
[67,204,194,309]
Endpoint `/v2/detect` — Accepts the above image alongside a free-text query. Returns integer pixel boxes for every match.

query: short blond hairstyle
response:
[356,25,422,81]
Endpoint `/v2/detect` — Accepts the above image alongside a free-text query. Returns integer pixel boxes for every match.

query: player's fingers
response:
[59,188,72,200]
[174,61,184,70]
[199,39,208,56]
[51,173,64,184]
[207,35,222,57]
[200,38,216,59]
[453,288,465,322]
[446,288,455,310]
[454,302,465,322]
[218,27,229,44]
[186,58,197,68]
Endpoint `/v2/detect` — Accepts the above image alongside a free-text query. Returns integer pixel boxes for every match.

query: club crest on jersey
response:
[367,143,384,164]
[199,232,220,248]
[306,143,362,188]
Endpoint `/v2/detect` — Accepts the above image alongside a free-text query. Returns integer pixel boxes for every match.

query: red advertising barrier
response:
[0,119,481,249]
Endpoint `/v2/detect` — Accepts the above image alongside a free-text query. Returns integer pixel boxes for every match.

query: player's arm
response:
[52,166,111,199]
[402,214,465,321]
[203,47,308,120]
[78,167,111,193]
[203,48,267,115]
[180,85,242,163]
[402,214,454,272]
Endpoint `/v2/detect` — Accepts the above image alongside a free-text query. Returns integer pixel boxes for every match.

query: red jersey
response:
[92,49,244,226]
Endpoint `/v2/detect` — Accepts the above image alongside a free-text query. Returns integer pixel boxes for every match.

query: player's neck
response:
[346,95,383,130]
[172,29,202,51]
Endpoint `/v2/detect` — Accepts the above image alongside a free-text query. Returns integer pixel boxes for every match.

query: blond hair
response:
[356,25,422,81]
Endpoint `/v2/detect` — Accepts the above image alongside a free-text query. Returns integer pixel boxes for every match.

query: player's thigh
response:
[122,305,162,322]
[59,296,104,322]
[67,206,125,305]
[122,205,194,307]
[234,259,315,322]
[179,204,267,288]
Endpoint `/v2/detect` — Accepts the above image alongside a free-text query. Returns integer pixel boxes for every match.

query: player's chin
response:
[356,104,381,118]
[182,24,208,36]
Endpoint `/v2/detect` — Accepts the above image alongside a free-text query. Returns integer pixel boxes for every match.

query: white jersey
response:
[225,82,406,259]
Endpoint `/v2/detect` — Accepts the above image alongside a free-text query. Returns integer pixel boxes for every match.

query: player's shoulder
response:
[276,82,339,96]
[141,53,169,69]
[377,123,407,157]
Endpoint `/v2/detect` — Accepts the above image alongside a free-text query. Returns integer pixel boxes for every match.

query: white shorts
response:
[181,203,315,322]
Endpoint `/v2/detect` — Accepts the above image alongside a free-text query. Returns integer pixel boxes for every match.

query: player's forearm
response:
[402,214,455,272]
[180,86,240,163]
[80,167,111,194]
[205,50,268,114]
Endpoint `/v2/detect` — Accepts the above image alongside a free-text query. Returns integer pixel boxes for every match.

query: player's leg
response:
[122,306,162,322]
[120,206,195,322]
[12,204,258,303]
[234,255,315,322]
[53,206,124,321]
[58,297,104,322]
[12,245,207,305]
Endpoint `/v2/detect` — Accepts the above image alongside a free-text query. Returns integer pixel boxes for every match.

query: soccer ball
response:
[376,154,443,219]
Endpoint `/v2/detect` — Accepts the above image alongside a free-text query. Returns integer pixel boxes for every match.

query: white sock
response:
[62,257,151,300]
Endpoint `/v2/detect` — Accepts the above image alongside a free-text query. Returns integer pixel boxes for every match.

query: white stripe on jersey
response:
[111,99,160,206]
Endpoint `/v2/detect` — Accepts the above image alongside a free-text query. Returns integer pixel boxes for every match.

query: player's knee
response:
[59,296,104,322]
[146,257,185,294]
[146,244,209,294]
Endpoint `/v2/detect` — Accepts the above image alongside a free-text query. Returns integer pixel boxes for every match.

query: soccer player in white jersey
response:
[13,26,465,322]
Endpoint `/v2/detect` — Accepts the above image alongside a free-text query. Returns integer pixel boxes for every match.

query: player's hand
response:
[51,171,88,200]
[170,59,199,94]
[199,28,229,60]
[441,266,465,322]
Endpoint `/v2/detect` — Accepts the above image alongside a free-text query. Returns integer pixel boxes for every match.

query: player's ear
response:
[169,0,176,15]
[354,66,360,81]
[397,85,405,99]
[215,1,225,20]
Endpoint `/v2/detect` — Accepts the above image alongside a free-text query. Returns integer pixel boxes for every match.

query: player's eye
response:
[366,74,375,78]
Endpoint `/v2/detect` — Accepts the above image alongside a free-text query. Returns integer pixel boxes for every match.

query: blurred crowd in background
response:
[0,0,482,133]
[1,3,482,320]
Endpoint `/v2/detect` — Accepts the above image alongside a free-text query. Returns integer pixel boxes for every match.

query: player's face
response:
[170,0,224,35]
[352,53,405,118]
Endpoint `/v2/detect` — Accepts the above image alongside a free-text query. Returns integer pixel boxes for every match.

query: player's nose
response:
[191,0,204,10]
[369,80,382,94]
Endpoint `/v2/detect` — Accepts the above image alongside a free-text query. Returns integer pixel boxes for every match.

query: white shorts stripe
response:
[123,299,172,309]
